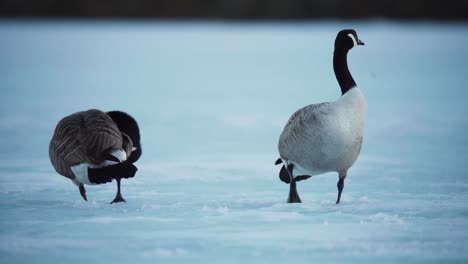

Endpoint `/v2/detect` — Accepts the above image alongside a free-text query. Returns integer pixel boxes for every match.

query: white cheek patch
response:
[348,33,357,47]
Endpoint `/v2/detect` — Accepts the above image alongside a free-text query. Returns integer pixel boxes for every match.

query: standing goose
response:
[275,29,365,203]
[49,109,140,203]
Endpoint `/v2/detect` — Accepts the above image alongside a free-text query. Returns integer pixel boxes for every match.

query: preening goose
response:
[275,29,365,203]
[49,109,140,203]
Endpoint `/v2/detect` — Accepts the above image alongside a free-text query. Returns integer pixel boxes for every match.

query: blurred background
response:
[1,1,468,264]
[1,0,467,20]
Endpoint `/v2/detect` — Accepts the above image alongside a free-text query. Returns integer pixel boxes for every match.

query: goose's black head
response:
[335,29,364,52]
[107,111,142,163]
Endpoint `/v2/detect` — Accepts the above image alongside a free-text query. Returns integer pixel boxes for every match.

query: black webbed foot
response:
[110,177,126,204]
[110,192,126,204]
[285,164,303,203]
[274,158,283,165]
[279,165,291,183]
[79,185,87,201]
[295,175,311,182]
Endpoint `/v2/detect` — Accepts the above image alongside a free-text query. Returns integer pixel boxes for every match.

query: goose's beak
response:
[357,40,365,46]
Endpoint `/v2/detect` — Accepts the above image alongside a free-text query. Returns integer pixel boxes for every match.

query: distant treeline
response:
[1,0,466,20]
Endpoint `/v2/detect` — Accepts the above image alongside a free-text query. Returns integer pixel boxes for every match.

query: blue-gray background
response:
[0,21,467,263]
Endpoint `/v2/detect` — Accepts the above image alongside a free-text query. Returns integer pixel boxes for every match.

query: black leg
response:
[110,177,126,204]
[286,164,302,203]
[79,185,87,201]
[288,178,302,203]
[336,178,344,204]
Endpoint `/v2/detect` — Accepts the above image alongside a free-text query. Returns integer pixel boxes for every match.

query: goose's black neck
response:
[333,49,356,95]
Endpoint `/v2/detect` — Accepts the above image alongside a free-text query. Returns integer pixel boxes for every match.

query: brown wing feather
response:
[49,109,125,179]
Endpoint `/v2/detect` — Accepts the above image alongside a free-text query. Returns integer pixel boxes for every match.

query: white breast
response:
[322,88,365,155]
[280,88,365,177]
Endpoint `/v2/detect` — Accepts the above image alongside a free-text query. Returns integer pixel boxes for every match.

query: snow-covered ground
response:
[1,21,467,263]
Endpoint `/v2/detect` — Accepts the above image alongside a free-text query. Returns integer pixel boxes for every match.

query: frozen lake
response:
[1,20,468,263]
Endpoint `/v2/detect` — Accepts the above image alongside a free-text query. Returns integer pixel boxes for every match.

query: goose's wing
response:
[278,102,333,162]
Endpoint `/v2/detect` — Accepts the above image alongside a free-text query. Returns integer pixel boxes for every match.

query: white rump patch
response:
[71,163,93,185]
[71,158,120,186]
[348,33,357,47]
[110,149,127,162]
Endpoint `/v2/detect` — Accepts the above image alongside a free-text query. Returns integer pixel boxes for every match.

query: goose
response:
[275,29,365,203]
[49,109,140,203]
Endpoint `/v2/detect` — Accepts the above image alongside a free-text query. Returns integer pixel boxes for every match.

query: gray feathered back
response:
[279,103,331,163]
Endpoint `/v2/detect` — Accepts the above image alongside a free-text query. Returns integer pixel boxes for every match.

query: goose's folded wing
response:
[49,109,124,179]
[77,110,124,164]
[278,102,332,161]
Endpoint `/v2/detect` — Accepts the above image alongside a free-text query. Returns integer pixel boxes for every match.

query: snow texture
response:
[0,21,468,263]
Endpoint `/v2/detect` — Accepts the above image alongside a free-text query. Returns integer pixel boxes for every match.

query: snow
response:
[1,20,468,263]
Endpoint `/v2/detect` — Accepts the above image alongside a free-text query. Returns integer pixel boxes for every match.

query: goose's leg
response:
[79,185,87,201]
[287,164,302,203]
[336,172,347,204]
[288,179,302,203]
[110,177,126,204]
